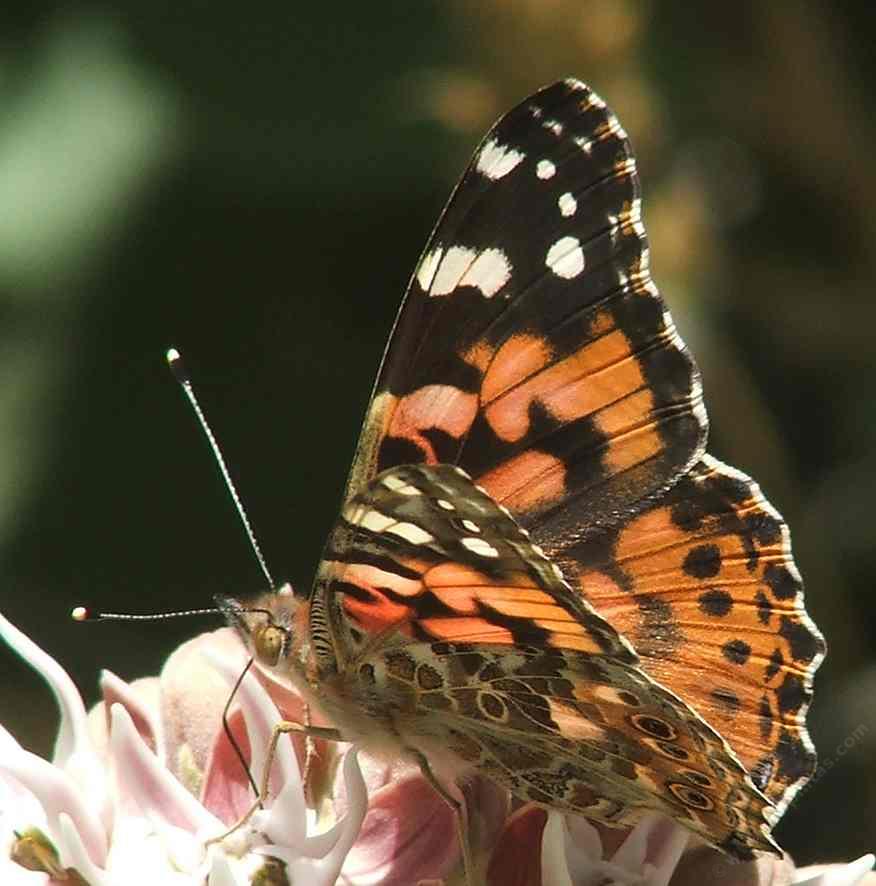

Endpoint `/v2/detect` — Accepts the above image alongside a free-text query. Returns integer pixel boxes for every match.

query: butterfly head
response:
[215,583,306,672]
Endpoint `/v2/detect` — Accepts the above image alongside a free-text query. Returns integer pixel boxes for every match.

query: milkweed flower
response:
[0,616,471,885]
[0,615,872,885]
[486,802,875,885]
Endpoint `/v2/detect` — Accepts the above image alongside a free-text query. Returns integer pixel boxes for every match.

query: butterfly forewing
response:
[345,79,707,539]
[316,463,636,668]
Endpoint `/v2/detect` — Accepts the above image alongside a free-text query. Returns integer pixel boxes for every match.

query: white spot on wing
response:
[461,519,481,533]
[431,246,476,296]
[382,474,421,495]
[546,236,585,279]
[388,522,434,545]
[430,246,511,298]
[416,247,443,292]
[461,537,499,558]
[359,510,396,533]
[458,248,512,298]
[691,376,708,429]
[476,138,524,180]
[558,192,577,216]
[536,159,556,179]
[436,499,455,511]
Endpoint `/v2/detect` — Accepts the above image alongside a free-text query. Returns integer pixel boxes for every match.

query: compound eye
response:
[253,624,286,667]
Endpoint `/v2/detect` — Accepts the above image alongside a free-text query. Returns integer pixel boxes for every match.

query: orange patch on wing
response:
[462,338,497,373]
[544,631,603,653]
[418,616,514,645]
[481,334,553,404]
[425,564,535,609]
[429,568,605,653]
[388,384,479,462]
[542,330,642,422]
[591,388,663,474]
[483,329,643,443]
[424,562,498,591]
[477,450,566,514]
[602,426,663,475]
[342,590,413,635]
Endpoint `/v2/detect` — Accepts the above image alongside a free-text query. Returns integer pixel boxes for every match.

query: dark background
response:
[1,1,873,866]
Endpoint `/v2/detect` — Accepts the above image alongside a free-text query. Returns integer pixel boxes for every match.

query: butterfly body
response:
[223,78,824,863]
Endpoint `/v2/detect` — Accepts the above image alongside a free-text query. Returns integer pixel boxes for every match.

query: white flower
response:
[0,614,366,885]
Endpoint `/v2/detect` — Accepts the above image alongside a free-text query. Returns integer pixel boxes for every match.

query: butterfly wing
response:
[314,463,636,669]
[303,79,822,846]
[344,78,707,539]
[312,463,777,858]
[552,454,826,815]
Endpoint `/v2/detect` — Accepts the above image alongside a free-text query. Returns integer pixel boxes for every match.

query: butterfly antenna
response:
[166,347,275,590]
[72,605,220,622]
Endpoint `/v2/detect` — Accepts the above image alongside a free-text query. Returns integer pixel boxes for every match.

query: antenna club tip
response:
[71,606,91,622]
[166,347,190,384]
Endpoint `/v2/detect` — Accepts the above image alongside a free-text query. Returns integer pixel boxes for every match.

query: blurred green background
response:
[1,0,874,867]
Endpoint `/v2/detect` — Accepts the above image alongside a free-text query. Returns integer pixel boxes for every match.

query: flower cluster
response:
[0,614,872,885]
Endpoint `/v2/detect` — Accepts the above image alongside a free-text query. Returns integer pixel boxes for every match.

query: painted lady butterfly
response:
[219,79,825,869]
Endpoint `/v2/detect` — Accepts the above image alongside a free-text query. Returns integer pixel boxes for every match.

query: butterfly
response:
[219,78,825,871]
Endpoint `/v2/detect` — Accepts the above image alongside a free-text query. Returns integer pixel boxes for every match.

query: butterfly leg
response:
[206,719,344,847]
[407,746,477,886]
[301,703,318,803]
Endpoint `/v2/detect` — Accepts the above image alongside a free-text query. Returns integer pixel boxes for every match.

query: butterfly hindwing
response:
[416,643,777,859]
[552,455,826,814]
[346,79,707,540]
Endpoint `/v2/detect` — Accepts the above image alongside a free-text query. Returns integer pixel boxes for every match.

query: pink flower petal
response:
[56,813,112,886]
[610,814,688,886]
[488,804,547,886]
[109,703,220,835]
[160,629,248,790]
[462,777,510,859]
[200,708,258,826]
[542,812,685,886]
[0,614,89,769]
[202,647,306,838]
[339,767,460,886]
[0,614,108,822]
[0,745,108,868]
[99,671,160,758]
[259,748,368,886]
